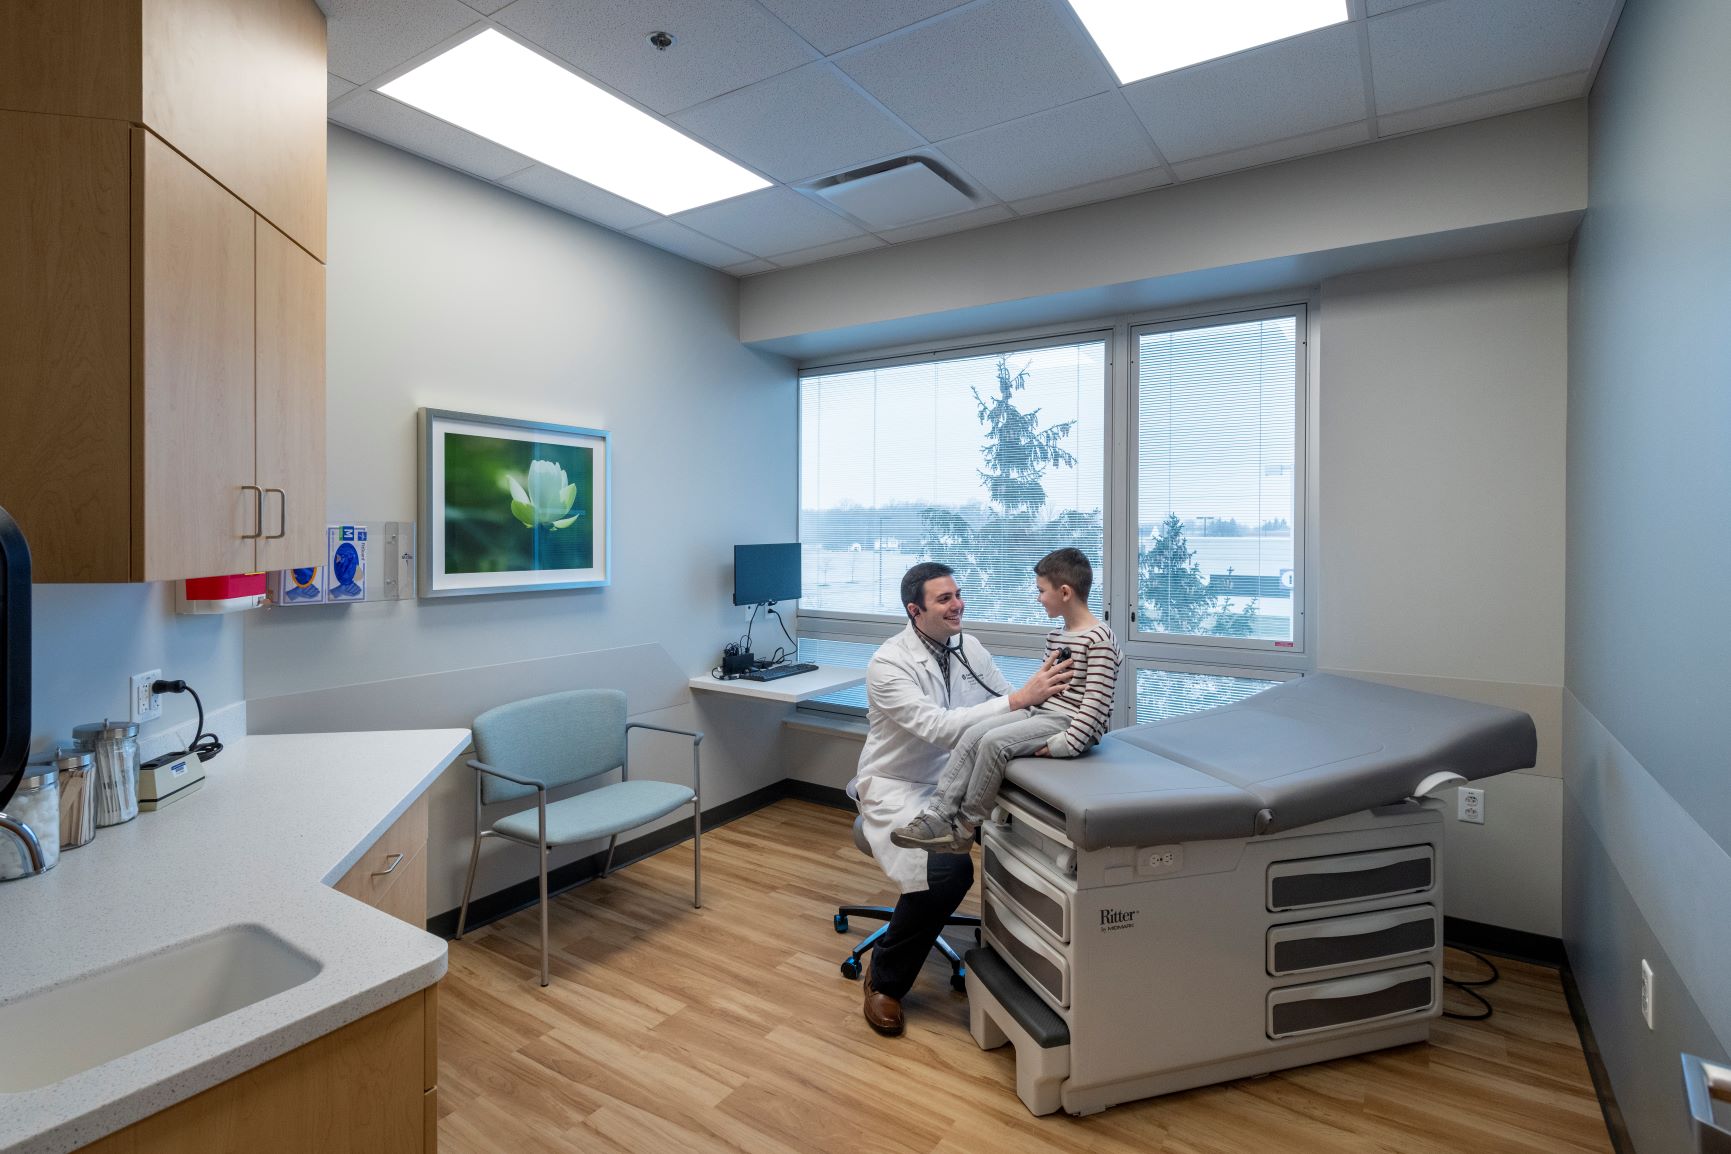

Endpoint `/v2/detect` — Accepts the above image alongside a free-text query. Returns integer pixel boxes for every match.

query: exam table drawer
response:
[1266,905,1437,976]
[1266,845,1434,912]
[983,826,1073,943]
[984,880,1071,1010]
[1266,963,1436,1039]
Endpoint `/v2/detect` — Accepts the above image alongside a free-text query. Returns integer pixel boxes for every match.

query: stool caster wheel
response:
[951,972,968,993]
[834,914,848,933]
[841,957,862,980]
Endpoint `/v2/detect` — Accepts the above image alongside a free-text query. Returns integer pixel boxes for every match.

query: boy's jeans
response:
[930,709,1071,830]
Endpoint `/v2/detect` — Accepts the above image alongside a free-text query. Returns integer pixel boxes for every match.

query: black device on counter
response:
[722,643,755,677]
[0,504,32,812]
[741,663,818,683]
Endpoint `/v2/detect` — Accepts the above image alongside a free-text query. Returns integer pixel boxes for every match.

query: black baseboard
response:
[427,777,854,938]
[1442,916,1564,967]
[1560,956,1635,1154]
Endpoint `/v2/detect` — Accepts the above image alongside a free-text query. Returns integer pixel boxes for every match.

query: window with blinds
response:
[1133,667,1285,724]
[1134,310,1300,648]
[799,338,1107,629]
[797,636,1046,713]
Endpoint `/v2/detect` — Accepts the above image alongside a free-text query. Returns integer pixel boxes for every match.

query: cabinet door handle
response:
[372,852,404,878]
[264,488,287,540]
[240,485,263,540]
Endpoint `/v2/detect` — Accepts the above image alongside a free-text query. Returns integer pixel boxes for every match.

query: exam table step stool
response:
[964,946,1072,1116]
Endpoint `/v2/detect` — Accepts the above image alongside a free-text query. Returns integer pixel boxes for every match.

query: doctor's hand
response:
[1008,653,1072,711]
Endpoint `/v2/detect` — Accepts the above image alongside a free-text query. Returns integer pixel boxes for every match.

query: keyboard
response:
[741,662,820,682]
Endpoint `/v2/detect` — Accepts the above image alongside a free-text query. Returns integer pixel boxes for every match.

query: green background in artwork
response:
[443,431,594,574]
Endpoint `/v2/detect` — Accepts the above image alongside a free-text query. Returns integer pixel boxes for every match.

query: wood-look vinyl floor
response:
[437,799,1611,1154]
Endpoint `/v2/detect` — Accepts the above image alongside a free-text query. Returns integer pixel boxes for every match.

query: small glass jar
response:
[54,748,97,850]
[1,756,60,880]
[74,720,141,827]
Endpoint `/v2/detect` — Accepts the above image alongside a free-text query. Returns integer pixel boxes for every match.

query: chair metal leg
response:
[692,800,703,909]
[454,831,482,940]
[602,834,618,877]
[538,846,550,988]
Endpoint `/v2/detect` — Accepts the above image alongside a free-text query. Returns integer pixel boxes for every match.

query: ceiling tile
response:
[672,187,864,255]
[724,258,779,276]
[460,0,513,12]
[323,0,482,84]
[1369,0,1618,114]
[672,63,922,184]
[626,220,753,268]
[836,0,1115,140]
[329,92,533,180]
[755,0,971,54]
[1171,120,1371,182]
[497,165,659,230]
[328,73,358,102]
[1122,23,1367,163]
[1366,0,1429,11]
[767,235,886,266]
[937,92,1161,203]
[875,203,1014,244]
[1008,167,1171,217]
[1376,70,1589,136]
[495,0,819,115]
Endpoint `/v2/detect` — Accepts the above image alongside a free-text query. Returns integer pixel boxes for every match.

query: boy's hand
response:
[1033,746,1051,757]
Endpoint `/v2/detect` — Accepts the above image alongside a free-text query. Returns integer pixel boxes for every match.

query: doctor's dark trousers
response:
[867,850,974,1000]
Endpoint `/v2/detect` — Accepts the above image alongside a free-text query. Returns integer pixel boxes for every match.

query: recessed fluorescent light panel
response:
[379,29,769,215]
[1067,0,1349,84]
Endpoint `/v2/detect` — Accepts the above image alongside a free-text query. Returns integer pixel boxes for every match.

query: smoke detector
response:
[807,158,974,231]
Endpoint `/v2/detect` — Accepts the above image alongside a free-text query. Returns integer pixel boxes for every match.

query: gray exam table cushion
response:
[1004,674,1537,850]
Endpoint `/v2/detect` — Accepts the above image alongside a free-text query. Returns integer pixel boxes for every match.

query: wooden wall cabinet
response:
[0,0,325,583]
[0,117,327,581]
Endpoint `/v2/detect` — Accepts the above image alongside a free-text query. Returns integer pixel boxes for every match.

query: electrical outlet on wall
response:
[1457,787,1485,824]
[1640,959,1654,1029]
[130,670,162,723]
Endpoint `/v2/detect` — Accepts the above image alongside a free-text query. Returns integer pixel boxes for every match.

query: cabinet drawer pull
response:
[241,485,263,540]
[264,487,287,540]
[372,852,404,878]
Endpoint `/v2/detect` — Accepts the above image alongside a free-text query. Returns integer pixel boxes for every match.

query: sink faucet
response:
[0,812,45,876]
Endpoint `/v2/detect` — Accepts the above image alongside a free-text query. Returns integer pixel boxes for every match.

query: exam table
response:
[963,673,1537,1116]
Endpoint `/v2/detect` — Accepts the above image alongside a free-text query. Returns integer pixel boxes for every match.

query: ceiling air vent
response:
[808,158,975,231]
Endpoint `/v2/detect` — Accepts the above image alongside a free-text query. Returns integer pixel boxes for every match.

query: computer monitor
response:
[733,543,801,606]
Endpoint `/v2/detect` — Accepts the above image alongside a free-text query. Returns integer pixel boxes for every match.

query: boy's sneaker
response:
[890,811,971,852]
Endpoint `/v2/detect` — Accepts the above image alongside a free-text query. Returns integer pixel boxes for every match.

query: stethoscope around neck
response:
[912,616,1003,703]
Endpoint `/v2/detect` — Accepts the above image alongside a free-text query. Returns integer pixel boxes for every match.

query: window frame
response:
[793,293,1318,725]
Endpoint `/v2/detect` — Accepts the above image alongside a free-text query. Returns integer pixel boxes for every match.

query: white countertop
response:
[688,664,865,704]
[0,727,470,1154]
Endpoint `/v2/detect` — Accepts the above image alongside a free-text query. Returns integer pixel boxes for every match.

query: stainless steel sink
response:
[0,924,321,1092]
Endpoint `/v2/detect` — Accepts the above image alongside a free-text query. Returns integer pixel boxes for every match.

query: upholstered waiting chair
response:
[455,688,702,987]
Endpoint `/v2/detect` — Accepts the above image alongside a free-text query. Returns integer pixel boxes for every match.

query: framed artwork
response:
[418,408,611,598]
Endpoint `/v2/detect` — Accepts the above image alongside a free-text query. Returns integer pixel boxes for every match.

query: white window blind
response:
[1133,667,1283,724]
[1135,313,1298,646]
[800,339,1107,628]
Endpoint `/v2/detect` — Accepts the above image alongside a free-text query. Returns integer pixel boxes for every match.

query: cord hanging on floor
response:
[1441,945,1500,1021]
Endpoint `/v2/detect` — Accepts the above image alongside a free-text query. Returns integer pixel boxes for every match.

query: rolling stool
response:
[833,815,979,992]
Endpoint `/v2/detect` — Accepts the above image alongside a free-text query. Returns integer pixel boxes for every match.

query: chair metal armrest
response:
[466,757,543,789]
[623,723,702,800]
[625,722,704,744]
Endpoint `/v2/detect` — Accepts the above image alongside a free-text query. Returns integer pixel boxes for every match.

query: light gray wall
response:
[28,584,244,756]
[1565,0,1731,1148]
[739,102,1587,357]
[244,128,798,915]
[1313,247,1571,937]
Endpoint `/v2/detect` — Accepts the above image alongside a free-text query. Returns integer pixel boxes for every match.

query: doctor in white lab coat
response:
[850,561,1071,1035]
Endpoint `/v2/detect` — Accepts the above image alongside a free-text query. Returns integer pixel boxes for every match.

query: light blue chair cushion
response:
[472,688,629,805]
[492,779,695,847]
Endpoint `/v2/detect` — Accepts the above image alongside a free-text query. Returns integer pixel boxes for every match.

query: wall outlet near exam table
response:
[131,670,163,723]
[1457,787,1485,824]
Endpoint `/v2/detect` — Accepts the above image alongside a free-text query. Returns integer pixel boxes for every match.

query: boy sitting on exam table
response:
[892,548,1122,853]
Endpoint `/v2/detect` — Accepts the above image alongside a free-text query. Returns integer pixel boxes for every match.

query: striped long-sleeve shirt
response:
[1034,622,1121,758]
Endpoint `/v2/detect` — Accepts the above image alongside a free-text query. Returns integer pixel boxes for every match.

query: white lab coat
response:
[849,624,1014,893]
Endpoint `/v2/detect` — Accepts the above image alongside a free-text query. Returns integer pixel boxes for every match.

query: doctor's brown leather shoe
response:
[862,959,904,1036]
